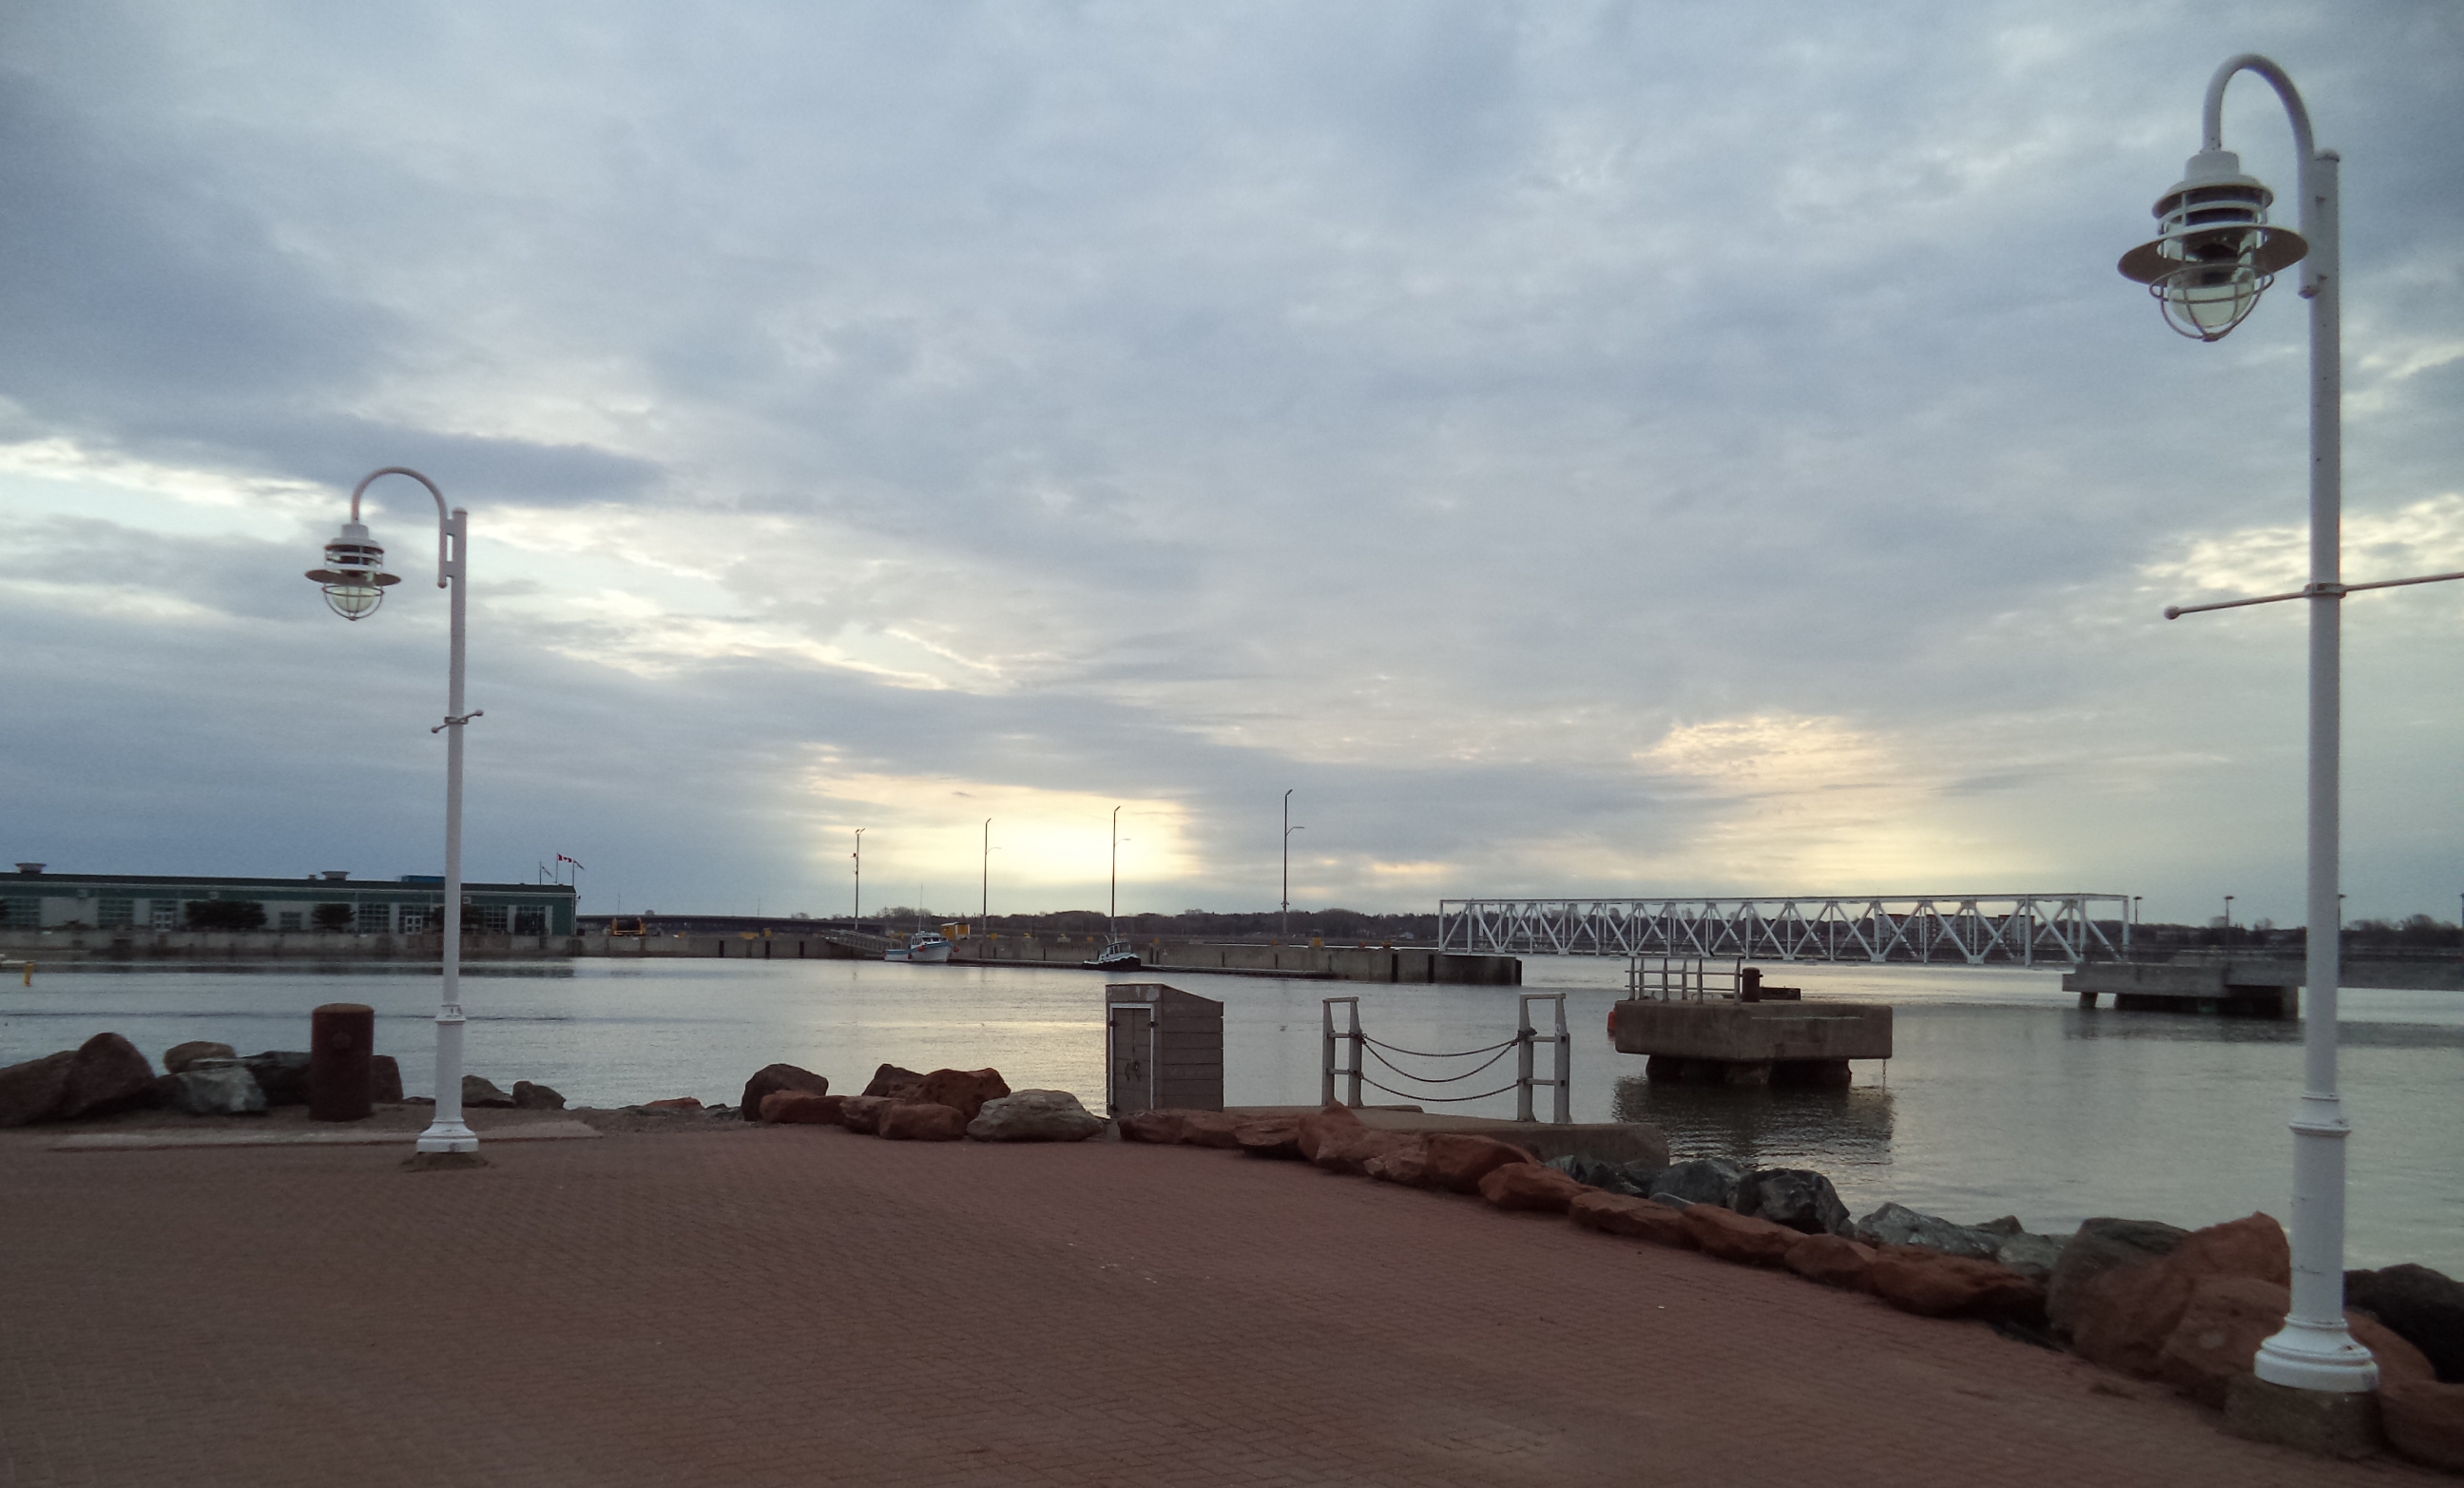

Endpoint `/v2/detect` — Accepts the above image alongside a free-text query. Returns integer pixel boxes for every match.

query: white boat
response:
[884,931,953,964]
[1083,938,1141,970]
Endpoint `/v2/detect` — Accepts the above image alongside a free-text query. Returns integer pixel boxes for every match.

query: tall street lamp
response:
[2126,54,2464,1400]
[981,818,991,922]
[305,466,479,1156]
[853,828,866,923]
[1280,789,1304,937]
[1109,805,1122,934]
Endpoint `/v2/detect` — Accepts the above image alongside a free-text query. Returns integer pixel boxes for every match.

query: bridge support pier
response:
[1643,1055,1853,1088]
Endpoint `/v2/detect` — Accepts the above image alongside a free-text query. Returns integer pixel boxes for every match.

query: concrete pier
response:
[1607,999,1893,1086]
[957,935,1523,985]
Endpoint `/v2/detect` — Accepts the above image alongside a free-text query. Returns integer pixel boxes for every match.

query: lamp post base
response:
[414,1120,480,1154]
[2224,1373,2384,1459]
[2256,1316,2380,1393]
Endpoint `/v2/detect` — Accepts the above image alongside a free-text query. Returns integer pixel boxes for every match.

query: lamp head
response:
[303,520,400,620]
[2118,149,2308,341]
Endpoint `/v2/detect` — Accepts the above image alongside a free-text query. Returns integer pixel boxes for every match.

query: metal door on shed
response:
[1107,1002,1156,1114]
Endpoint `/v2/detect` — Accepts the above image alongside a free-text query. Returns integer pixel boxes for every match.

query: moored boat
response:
[884,931,953,964]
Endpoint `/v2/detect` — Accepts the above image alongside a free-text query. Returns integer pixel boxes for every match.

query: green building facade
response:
[0,866,577,936]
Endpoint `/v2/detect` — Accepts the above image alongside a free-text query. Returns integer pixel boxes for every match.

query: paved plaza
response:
[0,1120,2425,1487]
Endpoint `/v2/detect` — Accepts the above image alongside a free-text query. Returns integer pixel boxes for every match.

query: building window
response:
[356,903,391,934]
[97,899,135,928]
[278,911,303,932]
[398,907,428,933]
[479,905,510,933]
[2,898,37,929]
[513,906,548,935]
[151,900,181,931]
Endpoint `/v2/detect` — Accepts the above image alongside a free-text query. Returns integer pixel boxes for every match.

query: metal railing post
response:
[1550,994,1570,1124]
[1514,998,1535,1122]
[1345,999,1363,1108]
[1320,998,1336,1106]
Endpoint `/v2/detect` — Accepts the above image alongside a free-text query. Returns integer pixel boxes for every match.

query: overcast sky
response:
[1,3,2458,923]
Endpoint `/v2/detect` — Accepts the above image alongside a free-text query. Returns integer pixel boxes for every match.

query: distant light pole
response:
[1280,789,1305,937]
[1109,805,1122,933]
[2128,54,2464,1399]
[304,466,479,1157]
[853,828,866,923]
[2223,895,2235,938]
[981,818,991,922]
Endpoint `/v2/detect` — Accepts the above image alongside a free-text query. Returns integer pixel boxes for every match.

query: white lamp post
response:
[306,466,480,1156]
[2127,54,2464,1399]
[1280,789,1303,938]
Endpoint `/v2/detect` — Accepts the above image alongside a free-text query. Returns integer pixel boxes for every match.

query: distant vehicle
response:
[1083,938,1141,970]
[607,917,648,937]
[885,930,953,964]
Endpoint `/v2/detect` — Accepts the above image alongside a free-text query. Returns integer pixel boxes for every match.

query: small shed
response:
[1105,982,1223,1115]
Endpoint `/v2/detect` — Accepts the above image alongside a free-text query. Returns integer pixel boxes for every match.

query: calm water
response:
[5,956,2458,1272]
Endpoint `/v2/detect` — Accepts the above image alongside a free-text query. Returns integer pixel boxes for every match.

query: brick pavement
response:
[0,1124,2425,1487]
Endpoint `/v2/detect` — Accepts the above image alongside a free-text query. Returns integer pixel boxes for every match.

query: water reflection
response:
[1611,1073,1896,1177]
[2065,1008,2464,1051]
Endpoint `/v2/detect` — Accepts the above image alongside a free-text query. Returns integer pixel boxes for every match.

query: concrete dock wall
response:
[955,935,1520,985]
[0,929,585,961]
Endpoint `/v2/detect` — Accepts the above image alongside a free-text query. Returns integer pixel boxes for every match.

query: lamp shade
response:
[305,521,401,621]
[2118,149,2307,341]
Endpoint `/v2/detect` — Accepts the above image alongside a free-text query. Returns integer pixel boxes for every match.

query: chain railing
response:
[1320,995,1569,1123]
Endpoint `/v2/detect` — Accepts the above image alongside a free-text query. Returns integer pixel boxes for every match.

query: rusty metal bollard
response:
[309,1002,375,1122]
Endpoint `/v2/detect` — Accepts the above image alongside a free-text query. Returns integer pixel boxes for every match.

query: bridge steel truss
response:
[1437,894,2133,967]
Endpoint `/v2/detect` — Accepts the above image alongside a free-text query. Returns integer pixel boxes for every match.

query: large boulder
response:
[461,1075,516,1109]
[1866,1246,2045,1321]
[739,1064,828,1120]
[1424,1134,1537,1195]
[242,1051,313,1107]
[58,1034,157,1120]
[2147,1275,2435,1407]
[1177,1111,1243,1149]
[1786,1233,1878,1289]
[171,1060,267,1115]
[2069,1213,2289,1380]
[967,1090,1103,1142]
[1362,1139,1434,1188]
[838,1094,895,1133]
[1234,1117,1303,1160]
[1734,1168,1852,1236]
[1648,1158,1746,1210]
[1315,1129,1421,1177]
[916,1068,1009,1122]
[1852,1202,2003,1260]
[643,1096,703,1113]
[1683,1205,1803,1266]
[1550,1154,1645,1195]
[511,1080,566,1111]
[163,1040,236,1074]
[1294,1101,1365,1162]
[370,1055,403,1104]
[2347,1264,2464,1384]
[761,1091,844,1125]
[1119,1110,1187,1144]
[877,1102,967,1141]
[0,1051,76,1127]
[2047,1217,2189,1337]
[1569,1191,1697,1249]
[1994,1231,2068,1282]
[1478,1162,1591,1213]
[2380,1379,2464,1474]
[861,1063,925,1099]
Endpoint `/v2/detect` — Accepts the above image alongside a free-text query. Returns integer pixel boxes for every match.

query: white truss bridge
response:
[1437,894,2134,967]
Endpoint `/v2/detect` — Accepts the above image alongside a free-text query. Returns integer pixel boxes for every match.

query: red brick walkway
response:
[0,1125,2421,1487]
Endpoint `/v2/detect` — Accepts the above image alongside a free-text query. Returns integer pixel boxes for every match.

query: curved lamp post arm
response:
[351,466,460,589]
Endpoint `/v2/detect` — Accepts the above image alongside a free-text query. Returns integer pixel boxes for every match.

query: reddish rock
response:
[760,1091,845,1125]
[2381,1379,2464,1474]
[1424,1134,1537,1195]
[643,1096,703,1113]
[2352,1312,2440,1389]
[1119,1110,1186,1144]
[1866,1245,2044,1320]
[163,1040,237,1075]
[58,1034,157,1121]
[1234,1118,1303,1160]
[740,1063,829,1121]
[1362,1137,1434,1188]
[915,1068,1010,1122]
[1683,1205,1804,1267]
[1569,1191,1698,1249]
[2071,1213,2291,1380]
[1178,1111,1243,1149]
[1295,1101,1365,1162]
[877,1101,967,1141]
[2152,1274,2435,1406]
[1478,1162,1590,1213]
[1314,1129,1420,1177]
[1785,1233,1878,1289]
[837,1094,895,1133]
[861,1063,925,1099]
[0,1051,75,1128]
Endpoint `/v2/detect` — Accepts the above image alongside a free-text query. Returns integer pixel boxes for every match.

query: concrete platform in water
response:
[1607,999,1894,1087]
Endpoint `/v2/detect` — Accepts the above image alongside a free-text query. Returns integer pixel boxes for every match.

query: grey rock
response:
[2347,1264,2464,1383]
[860,1063,925,1099]
[511,1080,566,1111]
[1995,1231,2070,1282]
[1736,1168,1854,1236]
[462,1074,515,1108]
[59,1034,158,1120]
[1974,1215,2026,1240]
[1852,1202,2003,1260]
[1647,1157,1747,1209]
[0,1051,74,1128]
[966,1089,1104,1143]
[1548,1154,1645,1194]
[173,1060,267,1115]
[163,1040,237,1074]
[370,1054,403,1104]
[242,1051,312,1106]
[2045,1217,2189,1337]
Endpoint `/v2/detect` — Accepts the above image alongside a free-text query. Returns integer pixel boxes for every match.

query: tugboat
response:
[884,930,953,964]
[1082,937,1141,970]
